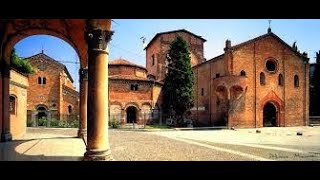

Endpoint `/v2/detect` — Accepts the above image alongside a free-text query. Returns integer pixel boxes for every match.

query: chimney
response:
[224,39,231,51]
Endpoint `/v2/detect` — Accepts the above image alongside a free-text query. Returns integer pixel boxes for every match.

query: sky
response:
[14,19,320,91]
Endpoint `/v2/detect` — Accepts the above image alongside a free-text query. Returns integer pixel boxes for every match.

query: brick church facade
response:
[25,52,79,125]
[108,59,162,125]
[142,28,309,128]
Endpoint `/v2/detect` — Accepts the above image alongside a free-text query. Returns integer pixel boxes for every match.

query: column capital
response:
[85,29,114,54]
[79,68,88,81]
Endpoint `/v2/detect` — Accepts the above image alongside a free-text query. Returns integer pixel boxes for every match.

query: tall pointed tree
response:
[162,36,194,126]
[311,50,320,115]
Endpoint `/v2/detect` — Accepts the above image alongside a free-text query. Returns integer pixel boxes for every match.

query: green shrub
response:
[50,119,60,127]
[37,117,47,126]
[109,119,120,129]
[10,48,35,74]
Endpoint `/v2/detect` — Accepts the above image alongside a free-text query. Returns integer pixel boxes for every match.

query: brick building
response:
[145,29,309,128]
[145,29,206,82]
[9,68,29,138]
[108,59,162,125]
[25,52,79,125]
[193,29,309,128]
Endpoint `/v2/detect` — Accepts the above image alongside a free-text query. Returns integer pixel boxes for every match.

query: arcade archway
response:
[0,19,113,160]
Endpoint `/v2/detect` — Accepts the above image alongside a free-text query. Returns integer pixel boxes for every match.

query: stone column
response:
[84,19,113,161]
[1,60,12,142]
[78,68,88,138]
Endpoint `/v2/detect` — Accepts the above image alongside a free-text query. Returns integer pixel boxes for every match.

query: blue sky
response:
[14,19,320,91]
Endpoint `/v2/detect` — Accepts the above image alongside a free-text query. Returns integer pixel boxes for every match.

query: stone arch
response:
[260,91,284,127]
[141,102,152,109]
[215,85,228,100]
[1,20,87,68]
[1,19,115,161]
[110,101,123,110]
[124,102,140,110]
[109,102,122,123]
[230,85,244,100]
[35,104,49,111]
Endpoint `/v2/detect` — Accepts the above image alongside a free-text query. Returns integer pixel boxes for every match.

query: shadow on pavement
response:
[0,137,84,161]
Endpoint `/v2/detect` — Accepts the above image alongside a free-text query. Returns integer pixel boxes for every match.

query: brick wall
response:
[146,31,205,81]
[109,64,159,124]
[27,54,79,121]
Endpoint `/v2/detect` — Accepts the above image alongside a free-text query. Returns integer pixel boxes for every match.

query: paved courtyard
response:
[0,126,319,161]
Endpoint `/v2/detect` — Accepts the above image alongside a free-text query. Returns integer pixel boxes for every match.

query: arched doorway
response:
[263,102,277,127]
[36,106,48,126]
[126,106,137,123]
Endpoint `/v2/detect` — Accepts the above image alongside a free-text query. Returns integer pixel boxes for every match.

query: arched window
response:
[130,84,139,91]
[260,72,266,85]
[9,95,16,115]
[68,105,72,114]
[152,54,155,66]
[294,75,299,87]
[240,70,246,76]
[43,77,46,84]
[38,77,42,84]
[278,74,284,86]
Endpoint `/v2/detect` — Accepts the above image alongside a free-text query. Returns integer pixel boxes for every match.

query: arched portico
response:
[0,19,113,160]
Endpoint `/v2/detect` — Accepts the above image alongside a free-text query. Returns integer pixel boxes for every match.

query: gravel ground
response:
[16,128,253,161]
[11,127,320,161]
[109,130,252,161]
[187,140,320,161]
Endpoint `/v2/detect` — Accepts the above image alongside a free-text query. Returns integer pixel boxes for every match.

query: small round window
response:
[266,59,277,72]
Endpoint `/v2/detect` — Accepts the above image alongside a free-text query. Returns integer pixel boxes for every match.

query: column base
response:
[77,129,87,138]
[1,132,12,142]
[83,149,113,161]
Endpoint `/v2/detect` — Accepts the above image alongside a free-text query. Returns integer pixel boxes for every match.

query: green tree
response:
[311,50,320,115]
[10,48,35,74]
[162,36,194,126]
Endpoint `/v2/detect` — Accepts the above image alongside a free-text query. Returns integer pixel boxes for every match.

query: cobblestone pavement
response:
[1,127,319,161]
[109,130,252,161]
[148,126,320,161]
